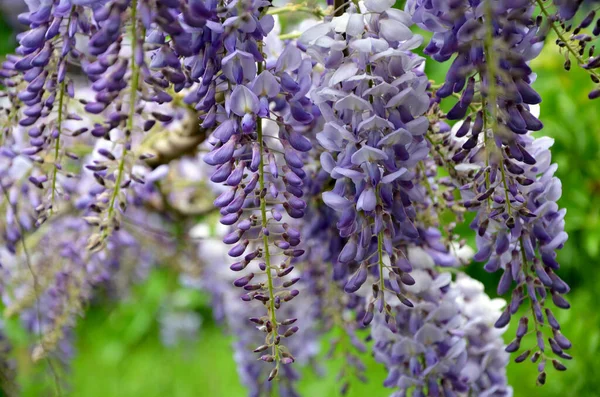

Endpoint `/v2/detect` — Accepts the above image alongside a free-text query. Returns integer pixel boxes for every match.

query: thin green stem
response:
[257,56,279,366]
[267,3,325,18]
[367,56,387,308]
[484,1,514,215]
[0,186,63,396]
[482,1,513,213]
[50,78,66,213]
[418,161,444,229]
[334,0,351,16]
[377,230,385,297]
[536,0,600,83]
[520,237,547,362]
[499,158,512,215]
[374,182,387,309]
[424,134,457,174]
[50,8,75,214]
[366,63,374,101]
[480,98,493,208]
[278,32,302,40]
[483,1,499,130]
[103,0,142,239]
[419,162,435,200]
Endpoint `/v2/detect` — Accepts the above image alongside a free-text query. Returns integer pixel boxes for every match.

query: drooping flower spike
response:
[543,0,600,99]
[0,1,98,248]
[197,237,321,397]
[300,0,433,331]
[372,263,512,396]
[407,0,573,381]
[200,1,317,379]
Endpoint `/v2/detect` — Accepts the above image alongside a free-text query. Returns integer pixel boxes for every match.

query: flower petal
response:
[322,191,353,211]
[351,145,388,165]
[229,85,259,117]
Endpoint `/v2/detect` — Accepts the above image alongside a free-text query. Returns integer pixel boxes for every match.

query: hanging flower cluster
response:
[196,236,321,397]
[372,261,512,396]
[0,0,593,395]
[545,0,600,99]
[300,1,431,329]
[407,0,575,384]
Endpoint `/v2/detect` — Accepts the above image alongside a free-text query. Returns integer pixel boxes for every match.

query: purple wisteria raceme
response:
[81,0,153,252]
[0,154,40,255]
[0,213,161,365]
[408,0,572,379]
[300,1,430,324]
[297,33,475,393]
[0,0,162,252]
[541,0,600,100]
[196,238,320,397]
[372,263,512,397]
[201,1,315,379]
[0,0,94,230]
[300,167,370,394]
[0,128,179,374]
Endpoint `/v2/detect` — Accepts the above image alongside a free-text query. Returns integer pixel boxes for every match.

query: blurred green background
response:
[1,4,600,397]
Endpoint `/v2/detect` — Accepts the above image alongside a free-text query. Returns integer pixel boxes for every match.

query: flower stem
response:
[483,1,499,125]
[482,1,499,139]
[480,98,493,208]
[278,31,302,40]
[50,8,75,214]
[334,0,350,16]
[482,1,513,212]
[267,3,325,18]
[419,162,435,200]
[0,186,63,396]
[257,56,280,367]
[484,1,514,215]
[103,0,142,240]
[377,230,385,298]
[536,0,600,83]
[520,237,547,364]
[50,78,66,214]
[499,156,512,215]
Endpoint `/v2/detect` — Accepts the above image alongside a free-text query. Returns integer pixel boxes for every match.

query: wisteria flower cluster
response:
[0,0,596,395]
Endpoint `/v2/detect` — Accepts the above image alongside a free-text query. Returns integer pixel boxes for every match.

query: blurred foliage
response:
[0,15,15,56]
[2,5,600,397]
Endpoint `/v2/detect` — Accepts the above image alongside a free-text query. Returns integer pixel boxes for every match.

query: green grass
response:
[70,273,247,397]
[68,270,389,397]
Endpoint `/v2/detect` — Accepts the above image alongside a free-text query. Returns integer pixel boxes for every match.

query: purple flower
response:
[201,1,315,376]
[408,0,573,373]
[301,2,430,320]
[372,246,511,396]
